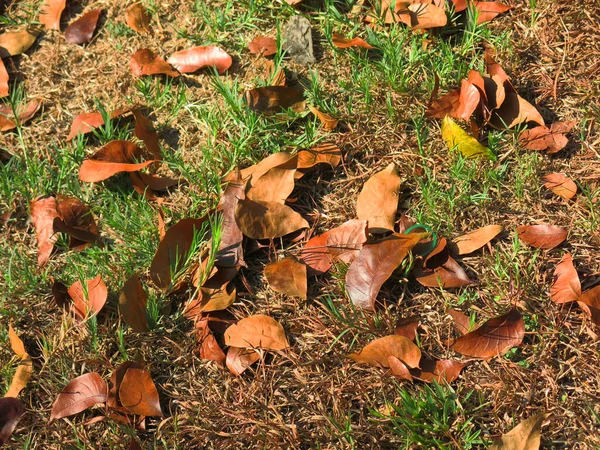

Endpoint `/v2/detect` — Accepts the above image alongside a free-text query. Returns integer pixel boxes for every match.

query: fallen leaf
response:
[488,412,549,450]
[0,30,38,58]
[130,48,180,77]
[579,286,600,326]
[39,0,66,30]
[235,199,308,240]
[79,140,155,183]
[130,171,179,199]
[349,335,421,369]
[246,166,296,204]
[245,86,305,113]
[455,79,481,121]
[451,308,525,358]
[398,2,448,30]
[0,100,42,131]
[132,108,161,159]
[224,315,289,351]
[264,59,286,86]
[489,87,545,129]
[240,152,296,186]
[517,224,567,249]
[452,225,502,255]
[226,347,261,376]
[248,36,277,56]
[53,195,99,249]
[119,274,149,332]
[550,253,580,304]
[448,308,473,335]
[415,256,474,288]
[30,195,58,266]
[185,276,237,317]
[296,143,342,173]
[300,219,368,275]
[167,46,232,74]
[66,109,128,140]
[119,367,163,417]
[388,356,414,381]
[265,257,307,299]
[308,105,338,131]
[410,358,466,383]
[129,438,143,450]
[356,163,402,233]
[195,317,226,366]
[473,1,512,25]
[331,32,373,49]
[68,275,108,321]
[543,173,577,200]
[442,116,496,160]
[125,3,151,33]
[0,58,8,98]
[65,9,101,44]
[5,326,32,398]
[0,398,25,445]
[426,89,461,119]
[519,122,574,154]
[150,217,208,291]
[215,170,245,268]
[50,373,108,421]
[394,317,420,340]
[346,233,428,310]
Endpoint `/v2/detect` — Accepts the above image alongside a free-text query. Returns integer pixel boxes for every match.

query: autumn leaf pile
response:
[1,0,597,447]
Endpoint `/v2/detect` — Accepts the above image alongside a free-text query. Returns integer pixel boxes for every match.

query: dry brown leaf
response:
[39,0,66,30]
[349,335,421,369]
[226,347,261,376]
[119,274,149,332]
[224,315,289,350]
[66,109,128,140]
[0,100,41,132]
[543,173,577,200]
[452,224,502,255]
[415,256,474,288]
[5,326,32,398]
[50,373,108,421]
[167,46,232,74]
[550,253,580,304]
[216,169,245,268]
[331,32,374,49]
[65,10,101,44]
[248,36,277,56]
[132,108,161,159]
[448,308,472,335]
[308,105,339,131]
[68,275,108,321]
[356,163,401,233]
[195,317,226,366]
[0,398,24,445]
[240,152,296,185]
[246,166,296,204]
[245,86,305,113]
[53,195,99,250]
[234,199,308,240]
[0,57,8,98]
[472,1,512,24]
[517,224,567,249]
[451,308,525,358]
[185,276,237,317]
[394,317,420,340]
[388,356,414,381]
[410,358,466,383]
[125,3,151,33]
[0,30,38,58]
[296,143,342,174]
[397,2,448,30]
[79,140,155,183]
[488,412,549,450]
[130,48,179,77]
[264,257,307,299]
[30,195,58,266]
[519,122,574,154]
[119,367,163,417]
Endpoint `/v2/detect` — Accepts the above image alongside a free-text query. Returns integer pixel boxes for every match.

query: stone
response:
[283,15,315,66]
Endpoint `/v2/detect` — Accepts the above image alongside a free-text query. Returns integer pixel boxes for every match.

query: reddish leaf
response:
[519,122,574,154]
[346,233,428,310]
[68,275,108,321]
[226,347,260,376]
[300,219,368,276]
[132,108,161,159]
[394,317,420,340]
[53,195,99,249]
[224,315,289,351]
[308,105,339,131]
[356,163,402,233]
[265,257,307,299]
[50,373,108,421]
[66,109,128,140]
[150,217,208,291]
[65,9,101,44]
[550,253,581,304]
[452,224,502,255]
[410,358,466,383]
[415,256,474,288]
[30,195,58,266]
[215,170,245,268]
[349,335,421,369]
[579,286,600,326]
[0,30,38,58]
[129,438,143,450]
[125,3,151,33]
[517,224,567,249]
[455,79,481,121]
[332,32,373,49]
[167,46,232,74]
[130,171,179,199]
[397,3,448,29]
[0,100,41,131]
[185,276,237,317]
[451,308,525,358]
[130,48,179,77]
[245,86,305,113]
[119,367,163,417]
[119,274,149,332]
[0,59,8,98]
[426,89,461,119]
[388,356,414,381]
[543,173,577,200]
[39,0,66,30]
[248,36,277,56]
[473,1,512,24]
[448,309,472,335]
[489,86,545,129]
[0,398,24,446]
[235,199,308,240]
[296,143,342,174]
[79,140,155,183]
[195,317,226,366]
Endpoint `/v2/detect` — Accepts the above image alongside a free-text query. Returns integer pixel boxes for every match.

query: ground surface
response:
[1,0,600,448]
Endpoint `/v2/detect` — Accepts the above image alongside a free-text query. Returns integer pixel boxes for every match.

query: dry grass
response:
[1,0,600,448]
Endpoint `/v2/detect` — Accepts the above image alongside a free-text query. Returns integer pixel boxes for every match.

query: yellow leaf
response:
[441,116,496,160]
[5,325,33,398]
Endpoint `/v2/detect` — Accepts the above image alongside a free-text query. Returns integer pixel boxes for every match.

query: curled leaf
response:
[65,10,101,45]
[332,32,373,49]
[79,140,155,183]
[130,48,179,77]
[245,86,305,113]
[550,253,580,304]
[167,46,232,74]
[68,275,108,321]
[226,347,260,376]
[39,0,66,30]
[195,318,226,366]
[349,335,421,369]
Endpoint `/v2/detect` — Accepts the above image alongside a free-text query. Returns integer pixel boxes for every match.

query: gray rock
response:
[283,15,315,66]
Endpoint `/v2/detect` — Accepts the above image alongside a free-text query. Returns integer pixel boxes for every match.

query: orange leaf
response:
[517,224,567,249]
[452,224,502,255]
[296,143,342,174]
[550,253,581,304]
[167,46,232,74]
[195,317,226,366]
[264,257,307,299]
[451,308,524,358]
[415,256,474,288]
[39,0,66,30]
[331,32,374,49]
[246,166,296,204]
[0,30,38,58]
[543,173,577,200]
[397,2,448,29]
[66,109,128,140]
[119,367,163,417]
[248,36,277,56]
[226,347,261,376]
[0,59,8,98]
[119,274,149,332]
[68,275,108,321]
[79,140,155,183]
[0,100,41,132]
[473,1,512,25]
[234,199,308,240]
[50,373,108,421]
[349,335,421,369]
[5,326,32,398]
[132,108,161,159]
[224,315,289,351]
[130,48,179,77]
[356,163,402,233]
[308,105,338,131]
[410,358,466,383]
[65,9,101,44]
[125,3,151,33]
[53,195,99,250]
[30,195,59,266]
[245,86,305,113]
[394,317,420,340]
